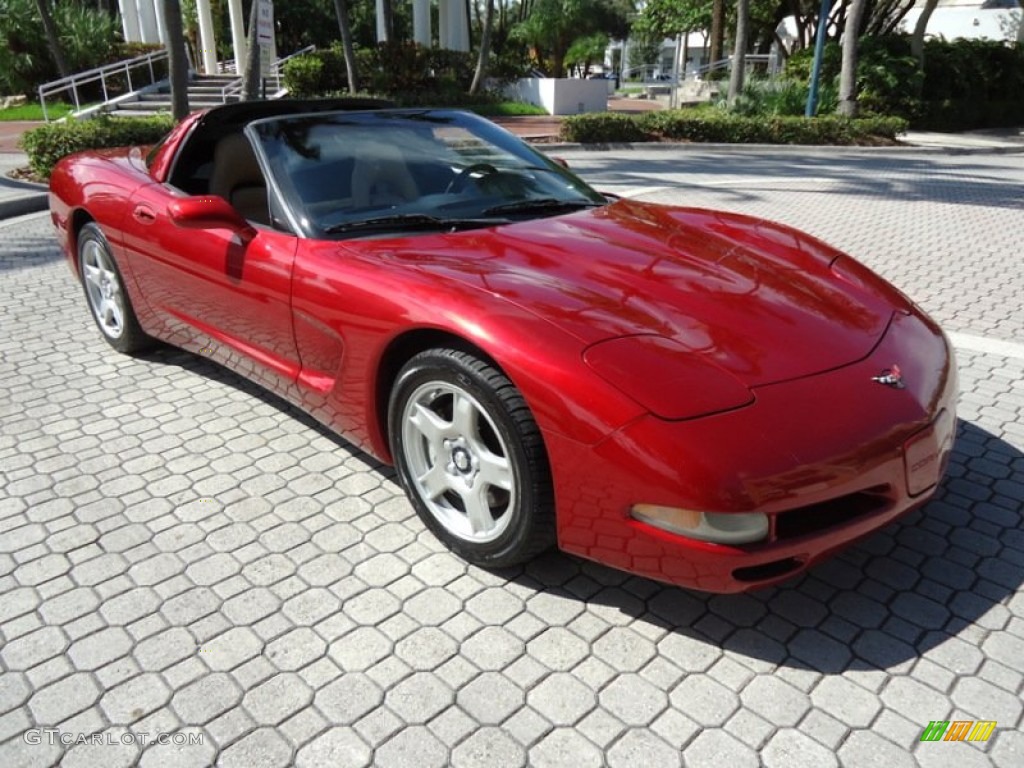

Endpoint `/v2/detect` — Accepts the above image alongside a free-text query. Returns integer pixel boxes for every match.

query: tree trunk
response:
[242,0,261,100]
[35,0,69,78]
[470,0,494,94]
[710,0,725,66]
[728,0,750,104]
[382,0,394,41]
[161,0,191,120]
[332,0,360,94]
[910,0,938,63]
[838,0,867,117]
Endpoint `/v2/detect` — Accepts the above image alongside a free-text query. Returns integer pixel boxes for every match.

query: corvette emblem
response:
[872,364,905,389]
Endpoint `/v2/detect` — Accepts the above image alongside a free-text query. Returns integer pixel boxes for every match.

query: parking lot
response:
[1,146,1022,767]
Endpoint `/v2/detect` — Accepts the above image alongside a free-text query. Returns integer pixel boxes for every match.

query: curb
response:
[533,140,1024,155]
[0,193,47,221]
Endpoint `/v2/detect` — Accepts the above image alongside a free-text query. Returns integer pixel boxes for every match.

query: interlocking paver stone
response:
[170,672,243,724]
[528,672,597,725]
[457,672,525,725]
[3,149,1024,766]
[607,728,681,768]
[295,727,372,768]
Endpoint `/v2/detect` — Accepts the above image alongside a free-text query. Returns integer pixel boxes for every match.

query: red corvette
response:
[49,100,957,593]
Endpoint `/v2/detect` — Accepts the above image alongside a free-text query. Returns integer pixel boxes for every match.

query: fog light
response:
[631,505,769,545]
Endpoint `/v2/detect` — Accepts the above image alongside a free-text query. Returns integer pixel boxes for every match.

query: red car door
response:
[123,182,301,394]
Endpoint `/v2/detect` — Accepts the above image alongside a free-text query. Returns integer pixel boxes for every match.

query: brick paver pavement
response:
[1,147,1022,768]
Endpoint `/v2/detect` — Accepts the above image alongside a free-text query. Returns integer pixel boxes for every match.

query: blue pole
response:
[805,0,832,117]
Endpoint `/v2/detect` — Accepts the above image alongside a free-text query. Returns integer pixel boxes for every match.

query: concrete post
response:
[227,0,248,71]
[413,0,431,46]
[196,0,219,73]
[438,0,449,49]
[136,0,160,44]
[119,0,142,42]
[376,0,387,41]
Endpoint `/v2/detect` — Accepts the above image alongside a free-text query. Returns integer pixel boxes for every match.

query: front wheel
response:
[388,348,555,568]
[78,222,153,354]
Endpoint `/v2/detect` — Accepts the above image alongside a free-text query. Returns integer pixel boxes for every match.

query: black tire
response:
[388,348,556,568]
[77,222,154,354]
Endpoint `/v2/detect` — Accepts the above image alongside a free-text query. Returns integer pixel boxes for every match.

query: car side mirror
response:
[168,196,256,238]
[552,157,570,170]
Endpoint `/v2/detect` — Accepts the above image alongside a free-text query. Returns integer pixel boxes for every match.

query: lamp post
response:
[805,0,832,117]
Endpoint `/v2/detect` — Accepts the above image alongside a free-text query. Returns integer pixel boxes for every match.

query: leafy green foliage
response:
[558,112,651,142]
[560,110,907,144]
[724,79,837,117]
[784,33,1024,129]
[20,115,174,178]
[283,43,483,98]
[0,0,121,96]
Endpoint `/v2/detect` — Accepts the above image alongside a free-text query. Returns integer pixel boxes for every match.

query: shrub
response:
[559,113,651,143]
[20,114,174,178]
[0,0,121,96]
[559,110,906,145]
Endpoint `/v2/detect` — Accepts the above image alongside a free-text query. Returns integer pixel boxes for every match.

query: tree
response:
[35,0,69,77]
[709,0,725,64]
[910,0,938,63]
[727,0,750,103]
[513,0,629,78]
[470,0,495,93]
[242,0,261,100]
[838,0,867,116]
[161,0,190,121]
[333,0,361,93]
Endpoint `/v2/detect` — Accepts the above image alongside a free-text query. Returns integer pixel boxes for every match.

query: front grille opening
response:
[734,557,803,583]
[774,487,889,540]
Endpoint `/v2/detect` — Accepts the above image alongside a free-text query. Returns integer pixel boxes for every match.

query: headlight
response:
[631,504,768,545]
[583,334,753,420]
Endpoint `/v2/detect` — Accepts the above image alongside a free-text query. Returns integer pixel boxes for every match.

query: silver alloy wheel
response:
[81,239,125,339]
[400,380,516,543]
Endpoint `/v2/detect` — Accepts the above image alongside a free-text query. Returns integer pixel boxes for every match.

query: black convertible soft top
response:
[191,97,396,133]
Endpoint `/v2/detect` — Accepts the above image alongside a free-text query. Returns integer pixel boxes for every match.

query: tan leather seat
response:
[208,133,270,225]
[351,143,418,208]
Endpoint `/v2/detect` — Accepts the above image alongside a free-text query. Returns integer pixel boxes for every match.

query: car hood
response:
[375,199,894,387]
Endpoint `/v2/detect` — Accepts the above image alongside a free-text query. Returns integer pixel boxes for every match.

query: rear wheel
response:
[389,348,555,567]
[78,223,153,354]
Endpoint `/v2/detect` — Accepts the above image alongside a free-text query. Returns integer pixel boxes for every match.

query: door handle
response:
[133,204,156,224]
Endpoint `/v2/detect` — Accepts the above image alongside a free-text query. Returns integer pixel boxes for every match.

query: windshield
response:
[247,109,607,238]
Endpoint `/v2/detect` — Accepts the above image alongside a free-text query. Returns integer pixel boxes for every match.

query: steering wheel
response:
[445,163,499,194]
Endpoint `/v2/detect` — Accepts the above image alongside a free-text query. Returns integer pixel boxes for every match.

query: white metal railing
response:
[690,54,777,81]
[213,44,315,102]
[38,49,169,122]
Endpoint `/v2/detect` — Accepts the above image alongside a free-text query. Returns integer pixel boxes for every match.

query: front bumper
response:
[548,311,958,593]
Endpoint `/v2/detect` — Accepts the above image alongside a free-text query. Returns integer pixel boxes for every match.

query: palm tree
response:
[333,0,361,94]
[35,0,69,78]
[470,0,495,94]
[727,0,750,104]
[838,0,867,117]
[242,0,262,100]
[161,0,190,120]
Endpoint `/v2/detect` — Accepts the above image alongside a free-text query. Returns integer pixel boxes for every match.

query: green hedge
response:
[20,115,175,179]
[560,111,907,145]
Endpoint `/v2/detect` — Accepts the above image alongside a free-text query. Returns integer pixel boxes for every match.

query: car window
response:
[248,110,607,238]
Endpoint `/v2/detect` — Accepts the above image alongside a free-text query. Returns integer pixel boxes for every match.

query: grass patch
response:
[470,101,548,117]
[0,101,75,121]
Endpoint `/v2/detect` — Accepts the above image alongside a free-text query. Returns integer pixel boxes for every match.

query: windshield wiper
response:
[323,213,498,235]
[482,198,604,216]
